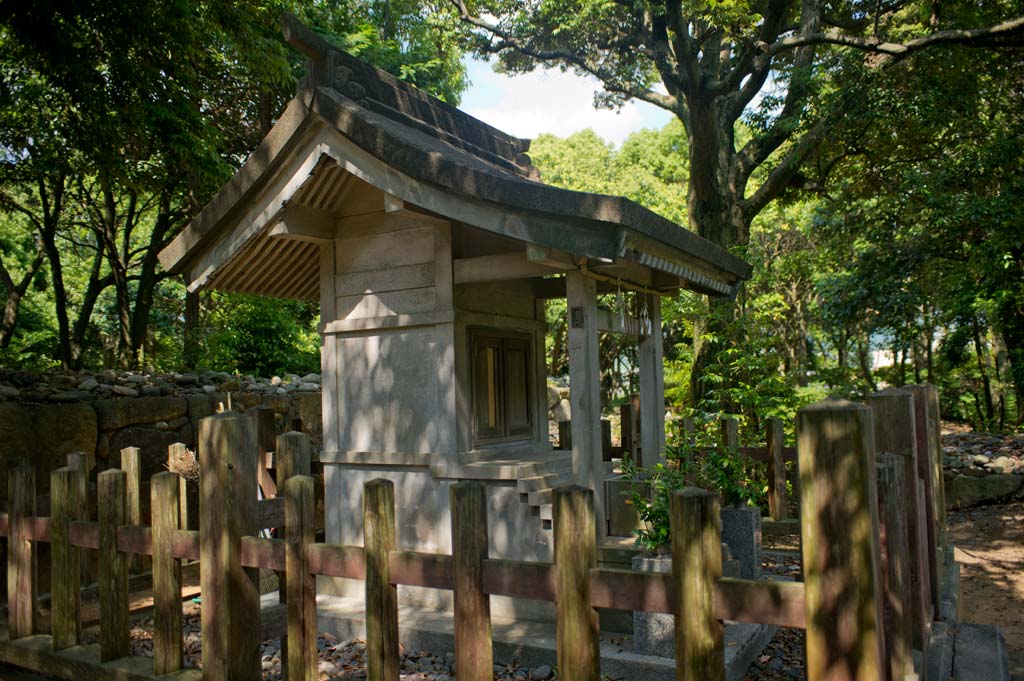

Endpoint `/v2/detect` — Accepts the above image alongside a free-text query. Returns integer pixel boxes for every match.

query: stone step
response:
[517,470,573,494]
[527,488,554,507]
[953,623,1010,681]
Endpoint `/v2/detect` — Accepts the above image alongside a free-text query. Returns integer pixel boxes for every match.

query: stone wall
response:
[941,429,1023,509]
[0,369,323,498]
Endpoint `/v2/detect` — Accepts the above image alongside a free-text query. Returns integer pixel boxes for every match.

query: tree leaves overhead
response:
[0,0,468,370]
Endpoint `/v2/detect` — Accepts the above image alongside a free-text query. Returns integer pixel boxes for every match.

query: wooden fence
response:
[0,388,947,681]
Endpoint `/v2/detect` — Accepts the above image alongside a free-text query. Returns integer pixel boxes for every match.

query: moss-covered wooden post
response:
[766,418,788,521]
[451,482,493,681]
[672,487,724,681]
[98,469,129,661]
[51,466,83,650]
[364,479,400,681]
[7,464,36,639]
[797,400,885,681]
[553,485,600,681]
[199,412,261,681]
[152,471,183,674]
[285,474,316,681]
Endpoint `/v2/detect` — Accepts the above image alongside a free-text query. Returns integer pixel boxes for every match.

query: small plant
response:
[621,439,768,553]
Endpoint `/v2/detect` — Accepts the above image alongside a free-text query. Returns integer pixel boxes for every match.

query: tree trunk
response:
[971,317,994,426]
[857,339,877,393]
[995,298,1024,425]
[0,251,44,349]
[183,289,201,369]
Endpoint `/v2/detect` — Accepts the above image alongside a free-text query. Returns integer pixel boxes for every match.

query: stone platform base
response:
[287,593,775,681]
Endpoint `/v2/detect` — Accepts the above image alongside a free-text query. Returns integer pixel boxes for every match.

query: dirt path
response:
[947,501,1024,679]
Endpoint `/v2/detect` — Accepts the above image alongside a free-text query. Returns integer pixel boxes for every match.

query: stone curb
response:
[301,593,776,681]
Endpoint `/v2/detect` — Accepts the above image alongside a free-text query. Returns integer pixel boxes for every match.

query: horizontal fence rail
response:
[0,387,947,681]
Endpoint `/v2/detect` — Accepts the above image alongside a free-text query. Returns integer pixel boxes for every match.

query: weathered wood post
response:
[66,452,92,583]
[277,430,312,678]
[254,405,278,499]
[558,420,572,451]
[51,466,83,650]
[797,399,885,681]
[98,469,129,661]
[120,446,142,572]
[7,464,36,639]
[364,479,400,681]
[285,474,317,681]
[553,485,600,681]
[905,383,945,611]
[199,412,261,681]
[766,418,788,521]
[672,487,725,681]
[451,482,493,681]
[152,471,183,674]
[566,271,605,537]
[869,389,931,658]
[277,431,313,483]
[167,442,192,531]
[720,417,739,451]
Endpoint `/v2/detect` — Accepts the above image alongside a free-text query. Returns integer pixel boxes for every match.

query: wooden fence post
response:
[254,405,278,500]
[7,464,36,639]
[285,475,316,681]
[451,482,492,681]
[121,446,142,572]
[672,487,724,681]
[766,418,788,521]
[797,400,885,681]
[720,417,739,451]
[553,485,600,681]
[277,431,312,483]
[167,442,191,531]
[906,383,945,612]
[364,479,400,681]
[277,430,311,678]
[558,420,572,451]
[199,412,261,681]
[869,389,932,658]
[152,471,183,674]
[51,466,83,650]
[98,469,129,661]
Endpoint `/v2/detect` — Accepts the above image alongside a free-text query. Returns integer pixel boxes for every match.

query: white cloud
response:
[460,59,672,147]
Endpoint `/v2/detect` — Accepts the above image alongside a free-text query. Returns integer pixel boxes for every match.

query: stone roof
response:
[159,15,751,297]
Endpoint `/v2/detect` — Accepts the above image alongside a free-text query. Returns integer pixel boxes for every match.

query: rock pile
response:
[942,429,1024,509]
[0,368,323,499]
[0,368,322,404]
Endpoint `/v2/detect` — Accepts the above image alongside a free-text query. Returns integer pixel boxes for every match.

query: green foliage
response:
[0,1,468,371]
[529,121,690,224]
[621,430,767,552]
[201,294,320,377]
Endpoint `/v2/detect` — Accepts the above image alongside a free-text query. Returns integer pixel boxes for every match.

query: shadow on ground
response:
[947,500,1024,680]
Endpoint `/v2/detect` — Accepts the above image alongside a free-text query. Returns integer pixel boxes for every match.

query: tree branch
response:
[757,15,1024,65]
[449,0,680,112]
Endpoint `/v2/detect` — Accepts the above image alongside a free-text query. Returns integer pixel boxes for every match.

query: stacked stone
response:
[0,367,322,403]
[941,429,1024,509]
[0,368,324,500]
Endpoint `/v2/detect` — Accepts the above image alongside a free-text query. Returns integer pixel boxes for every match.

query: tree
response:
[0,1,468,369]
[447,0,1024,401]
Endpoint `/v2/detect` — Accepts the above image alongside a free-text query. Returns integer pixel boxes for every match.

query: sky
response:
[459,58,673,147]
